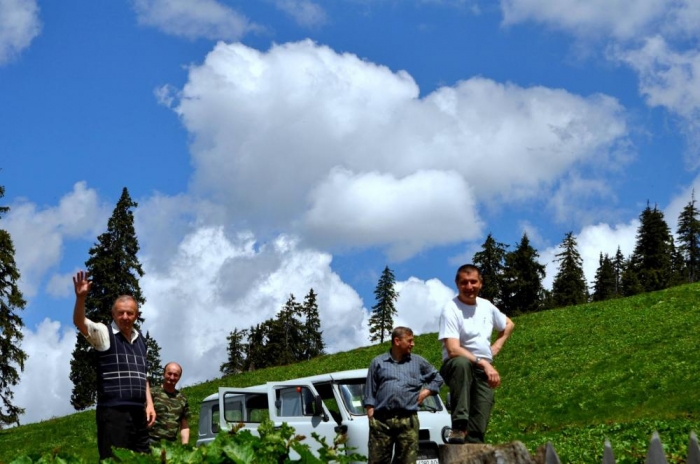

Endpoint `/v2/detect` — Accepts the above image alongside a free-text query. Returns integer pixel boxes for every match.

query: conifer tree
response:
[69,188,145,410]
[300,289,325,360]
[472,233,508,308]
[0,185,27,427]
[592,253,616,302]
[551,232,588,307]
[368,266,399,343]
[266,295,305,366]
[145,331,163,386]
[244,323,266,371]
[620,256,643,296]
[628,203,674,292]
[502,234,545,315]
[613,247,625,297]
[221,328,248,375]
[676,192,700,283]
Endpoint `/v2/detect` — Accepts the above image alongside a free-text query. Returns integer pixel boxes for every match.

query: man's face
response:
[394,334,415,357]
[163,364,182,389]
[456,270,482,305]
[112,300,138,334]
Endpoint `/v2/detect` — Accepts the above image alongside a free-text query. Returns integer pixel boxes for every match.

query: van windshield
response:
[337,380,444,416]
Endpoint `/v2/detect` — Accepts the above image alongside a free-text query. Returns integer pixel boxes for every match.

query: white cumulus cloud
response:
[132,0,260,40]
[0,0,41,65]
[173,39,628,260]
[4,182,108,297]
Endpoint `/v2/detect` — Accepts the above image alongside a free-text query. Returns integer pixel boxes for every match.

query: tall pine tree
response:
[551,232,588,307]
[592,253,616,302]
[300,289,325,360]
[69,188,146,410]
[628,203,674,292]
[502,234,545,315]
[266,295,305,366]
[472,233,508,308]
[221,328,248,375]
[676,192,700,283]
[368,266,399,343]
[145,332,163,386]
[613,247,625,297]
[0,185,27,427]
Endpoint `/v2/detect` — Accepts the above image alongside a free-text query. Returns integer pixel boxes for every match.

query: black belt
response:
[374,409,416,420]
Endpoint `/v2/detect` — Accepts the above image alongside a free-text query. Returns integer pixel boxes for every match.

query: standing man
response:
[438,264,514,445]
[149,362,190,445]
[72,271,156,460]
[364,326,443,464]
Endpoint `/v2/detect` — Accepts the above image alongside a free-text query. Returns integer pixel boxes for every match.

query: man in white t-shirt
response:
[438,264,515,444]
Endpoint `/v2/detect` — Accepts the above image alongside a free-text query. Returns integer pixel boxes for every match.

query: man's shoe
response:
[448,429,467,444]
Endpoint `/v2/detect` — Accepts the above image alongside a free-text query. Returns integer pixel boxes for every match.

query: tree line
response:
[472,196,700,315]
[2,180,700,426]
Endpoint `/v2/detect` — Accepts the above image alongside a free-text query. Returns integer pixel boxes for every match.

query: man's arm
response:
[442,338,501,388]
[146,381,156,427]
[72,271,92,336]
[179,418,190,444]
[490,317,514,358]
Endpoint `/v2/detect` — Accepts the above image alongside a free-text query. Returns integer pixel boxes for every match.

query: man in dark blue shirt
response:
[364,327,443,464]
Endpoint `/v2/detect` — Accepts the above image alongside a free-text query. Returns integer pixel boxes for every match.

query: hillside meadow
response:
[1,283,698,463]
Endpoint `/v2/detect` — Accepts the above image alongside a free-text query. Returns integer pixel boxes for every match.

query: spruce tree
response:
[0,185,27,427]
[502,234,545,315]
[69,188,145,410]
[220,328,248,375]
[628,203,674,292]
[266,295,305,366]
[145,332,163,386]
[592,253,616,302]
[551,232,588,307]
[472,233,508,308]
[243,323,266,371]
[620,255,643,296]
[300,289,325,360]
[676,192,700,283]
[613,247,625,297]
[368,266,399,343]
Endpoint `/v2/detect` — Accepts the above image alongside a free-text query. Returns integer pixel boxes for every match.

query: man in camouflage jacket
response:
[149,362,190,444]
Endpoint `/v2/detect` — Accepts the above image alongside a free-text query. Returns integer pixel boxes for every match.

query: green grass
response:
[1,284,699,463]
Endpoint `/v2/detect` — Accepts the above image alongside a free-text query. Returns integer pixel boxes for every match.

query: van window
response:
[275,386,316,417]
[211,404,220,434]
[221,392,269,424]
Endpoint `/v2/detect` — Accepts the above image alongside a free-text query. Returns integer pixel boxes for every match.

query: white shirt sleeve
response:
[438,300,461,341]
[83,319,110,352]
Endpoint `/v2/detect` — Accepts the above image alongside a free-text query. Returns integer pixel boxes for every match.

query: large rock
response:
[439,442,538,464]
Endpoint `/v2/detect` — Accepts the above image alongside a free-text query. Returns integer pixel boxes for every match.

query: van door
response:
[217,387,270,434]
[266,381,338,453]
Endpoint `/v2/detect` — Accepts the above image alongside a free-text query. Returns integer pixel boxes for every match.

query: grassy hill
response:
[1,284,699,463]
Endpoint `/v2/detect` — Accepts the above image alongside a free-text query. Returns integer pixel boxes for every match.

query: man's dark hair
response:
[455,264,482,283]
[391,326,413,341]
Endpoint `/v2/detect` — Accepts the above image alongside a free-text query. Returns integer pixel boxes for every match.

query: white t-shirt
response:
[438,296,507,362]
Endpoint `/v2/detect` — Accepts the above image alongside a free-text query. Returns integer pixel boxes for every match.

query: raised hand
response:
[73,271,91,298]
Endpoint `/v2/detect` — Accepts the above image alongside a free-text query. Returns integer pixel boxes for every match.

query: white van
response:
[196,368,451,463]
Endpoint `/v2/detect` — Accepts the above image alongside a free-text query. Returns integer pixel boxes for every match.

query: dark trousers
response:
[368,412,419,464]
[96,405,150,460]
[440,356,495,444]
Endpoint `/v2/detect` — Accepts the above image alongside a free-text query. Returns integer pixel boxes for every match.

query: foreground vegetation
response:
[1,284,698,462]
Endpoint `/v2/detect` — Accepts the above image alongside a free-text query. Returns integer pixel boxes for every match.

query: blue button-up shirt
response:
[364,351,443,413]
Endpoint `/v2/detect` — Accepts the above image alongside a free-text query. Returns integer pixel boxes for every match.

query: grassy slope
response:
[1,284,698,463]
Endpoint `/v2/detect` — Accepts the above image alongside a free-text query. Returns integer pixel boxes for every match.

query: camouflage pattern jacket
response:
[150,385,190,442]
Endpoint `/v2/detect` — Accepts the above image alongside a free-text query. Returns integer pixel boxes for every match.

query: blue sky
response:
[2,0,700,424]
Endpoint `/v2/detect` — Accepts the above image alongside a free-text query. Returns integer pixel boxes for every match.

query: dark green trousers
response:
[440,356,494,444]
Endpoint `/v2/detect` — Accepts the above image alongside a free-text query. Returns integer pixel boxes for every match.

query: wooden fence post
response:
[602,439,615,464]
[645,432,668,464]
[688,431,699,464]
